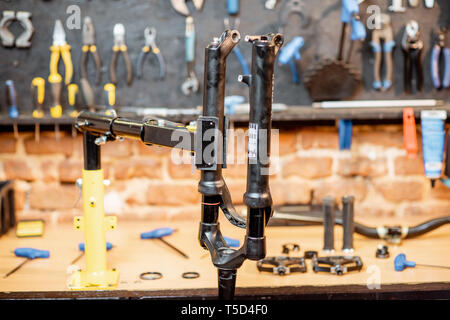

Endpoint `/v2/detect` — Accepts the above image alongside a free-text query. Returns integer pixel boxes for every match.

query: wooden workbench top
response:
[0,217,449,299]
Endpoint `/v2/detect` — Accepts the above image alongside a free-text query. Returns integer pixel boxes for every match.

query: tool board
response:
[0,0,448,115]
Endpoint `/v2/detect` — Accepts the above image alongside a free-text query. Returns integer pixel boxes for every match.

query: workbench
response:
[0,217,449,300]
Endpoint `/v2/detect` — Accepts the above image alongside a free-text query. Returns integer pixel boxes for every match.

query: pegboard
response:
[0,0,448,115]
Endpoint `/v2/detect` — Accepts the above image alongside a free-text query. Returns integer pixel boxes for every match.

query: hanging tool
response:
[403,108,418,157]
[104,83,116,116]
[265,0,279,10]
[278,36,304,84]
[431,27,450,90]
[68,83,79,118]
[81,16,101,112]
[141,227,189,259]
[402,20,423,93]
[0,11,34,48]
[408,0,419,7]
[170,0,204,16]
[424,0,434,8]
[394,253,450,271]
[49,19,73,140]
[305,0,365,101]
[278,0,307,35]
[31,77,45,142]
[389,0,406,12]
[5,80,19,139]
[312,255,363,275]
[71,242,113,265]
[181,16,199,95]
[338,119,353,150]
[110,23,133,86]
[421,110,446,188]
[3,248,50,278]
[371,14,395,91]
[136,27,166,80]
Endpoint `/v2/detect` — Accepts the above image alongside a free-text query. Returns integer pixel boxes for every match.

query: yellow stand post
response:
[68,134,119,290]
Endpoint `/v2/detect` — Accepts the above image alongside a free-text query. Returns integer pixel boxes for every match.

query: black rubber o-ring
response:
[182,272,200,279]
[139,272,163,280]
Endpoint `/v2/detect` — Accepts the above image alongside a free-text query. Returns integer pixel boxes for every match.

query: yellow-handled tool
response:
[31,77,45,142]
[103,83,116,116]
[68,83,79,118]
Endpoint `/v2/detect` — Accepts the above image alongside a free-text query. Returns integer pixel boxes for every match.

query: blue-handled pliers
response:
[431,27,450,90]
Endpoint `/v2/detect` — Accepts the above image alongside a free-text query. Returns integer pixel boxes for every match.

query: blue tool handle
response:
[278,36,304,65]
[14,248,50,260]
[394,254,416,271]
[224,236,240,248]
[443,48,450,88]
[185,30,195,62]
[233,46,250,75]
[431,46,441,88]
[350,16,366,41]
[79,242,113,252]
[288,60,300,84]
[341,0,359,23]
[227,0,239,15]
[339,119,353,150]
[5,80,18,119]
[141,227,174,239]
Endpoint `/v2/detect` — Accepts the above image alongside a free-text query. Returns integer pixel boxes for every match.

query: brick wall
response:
[0,124,449,224]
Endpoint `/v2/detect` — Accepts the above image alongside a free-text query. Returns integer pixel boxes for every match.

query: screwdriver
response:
[67,83,79,138]
[71,241,113,264]
[5,80,19,139]
[394,254,450,272]
[141,227,189,259]
[3,248,50,278]
[104,83,116,116]
[31,77,45,142]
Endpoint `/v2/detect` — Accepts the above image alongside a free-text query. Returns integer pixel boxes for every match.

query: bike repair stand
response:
[68,132,119,290]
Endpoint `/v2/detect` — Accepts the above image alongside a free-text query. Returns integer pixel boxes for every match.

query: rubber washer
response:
[139,272,163,280]
[182,272,200,279]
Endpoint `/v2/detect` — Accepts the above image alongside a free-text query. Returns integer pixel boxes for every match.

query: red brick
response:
[274,130,298,155]
[167,151,198,179]
[338,157,387,177]
[223,164,248,179]
[354,203,395,218]
[313,179,367,203]
[3,159,35,181]
[146,184,200,205]
[40,160,58,182]
[283,157,333,179]
[271,180,311,205]
[102,140,132,158]
[29,183,79,210]
[402,202,450,218]
[59,159,83,183]
[113,158,163,180]
[394,156,424,176]
[374,179,425,203]
[226,180,246,205]
[0,134,16,153]
[24,133,74,156]
[300,128,338,149]
[353,126,403,148]
[137,141,172,157]
[13,183,27,211]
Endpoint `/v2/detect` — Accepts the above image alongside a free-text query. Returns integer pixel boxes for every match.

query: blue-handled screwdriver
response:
[3,248,50,278]
[141,227,189,259]
[71,242,113,264]
[5,80,19,139]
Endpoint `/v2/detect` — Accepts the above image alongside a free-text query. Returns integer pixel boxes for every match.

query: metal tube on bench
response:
[342,195,355,252]
[322,196,335,252]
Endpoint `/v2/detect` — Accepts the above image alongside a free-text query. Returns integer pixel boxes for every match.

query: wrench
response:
[265,0,278,10]
[181,17,199,95]
[0,11,15,47]
[15,11,34,48]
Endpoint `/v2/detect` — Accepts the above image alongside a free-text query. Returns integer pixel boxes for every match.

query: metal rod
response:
[3,259,29,278]
[342,195,355,252]
[158,238,189,259]
[322,196,335,252]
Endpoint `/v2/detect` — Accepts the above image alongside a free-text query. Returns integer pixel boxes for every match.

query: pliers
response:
[48,19,73,118]
[80,17,101,111]
[110,23,133,86]
[402,20,423,93]
[431,27,450,90]
[136,27,166,80]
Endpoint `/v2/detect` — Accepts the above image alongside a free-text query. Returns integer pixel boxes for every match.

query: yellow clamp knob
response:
[31,77,45,105]
[50,105,62,118]
[68,83,78,106]
[104,83,116,107]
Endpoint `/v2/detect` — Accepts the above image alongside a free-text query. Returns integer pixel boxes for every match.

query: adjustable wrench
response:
[181,17,199,95]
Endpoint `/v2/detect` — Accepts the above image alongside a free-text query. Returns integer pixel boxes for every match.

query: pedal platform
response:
[312,255,363,275]
[257,256,307,275]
